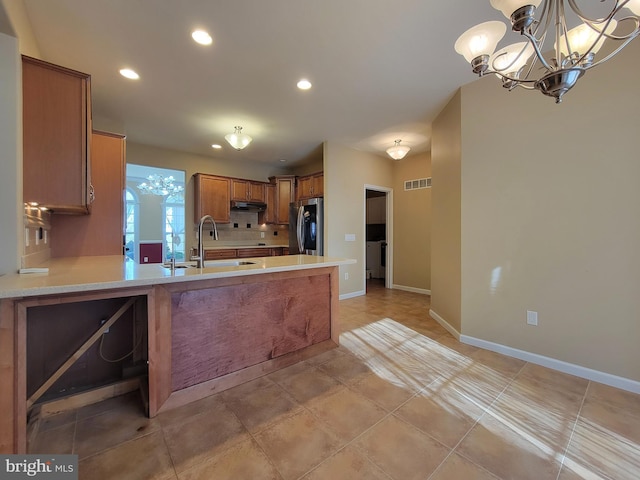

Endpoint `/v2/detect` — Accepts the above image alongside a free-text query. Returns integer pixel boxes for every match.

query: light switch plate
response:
[345,234,356,241]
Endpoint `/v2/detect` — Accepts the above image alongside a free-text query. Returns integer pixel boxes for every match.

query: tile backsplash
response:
[199,211,289,248]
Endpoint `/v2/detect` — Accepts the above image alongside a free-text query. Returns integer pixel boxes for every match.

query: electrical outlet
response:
[344,272,349,280]
[260,232,265,238]
[100,319,110,334]
[527,310,538,326]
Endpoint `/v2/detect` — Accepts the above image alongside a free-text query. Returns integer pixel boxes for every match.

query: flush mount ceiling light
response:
[386,139,410,160]
[211,144,222,149]
[297,79,312,90]
[119,68,139,80]
[455,0,640,103]
[192,29,213,45]
[224,126,252,150]
[137,174,183,197]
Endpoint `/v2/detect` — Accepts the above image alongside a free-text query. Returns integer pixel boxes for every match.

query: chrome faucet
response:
[192,215,218,268]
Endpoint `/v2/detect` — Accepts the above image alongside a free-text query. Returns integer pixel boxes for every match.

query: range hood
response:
[230,200,266,211]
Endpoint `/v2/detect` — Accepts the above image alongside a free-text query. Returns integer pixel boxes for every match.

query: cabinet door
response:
[275,176,295,224]
[194,174,230,223]
[262,183,277,224]
[51,131,124,257]
[204,249,237,260]
[231,179,249,201]
[312,173,324,197]
[22,56,92,213]
[248,182,266,202]
[297,176,313,200]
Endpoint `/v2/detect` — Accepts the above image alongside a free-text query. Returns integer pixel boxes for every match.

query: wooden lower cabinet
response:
[204,249,237,260]
[204,247,285,260]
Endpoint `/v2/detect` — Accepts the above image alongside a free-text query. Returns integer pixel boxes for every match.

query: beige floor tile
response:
[436,335,481,357]
[162,400,248,473]
[562,417,640,480]
[28,422,75,454]
[221,377,302,433]
[395,382,483,448]
[350,372,417,412]
[518,364,589,398]
[578,396,640,444]
[316,352,373,385]
[470,349,526,379]
[306,387,387,442]
[178,437,282,480]
[74,399,161,459]
[254,409,344,480]
[355,415,450,480]
[456,413,563,480]
[429,453,500,480]
[304,346,347,366]
[158,392,227,429]
[301,445,390,480]
[269,364,343,404]
[586,382,640,418]
[78,430,176,480]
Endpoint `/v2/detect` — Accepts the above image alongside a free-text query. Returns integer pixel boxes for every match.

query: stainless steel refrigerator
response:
[289,197,323,255]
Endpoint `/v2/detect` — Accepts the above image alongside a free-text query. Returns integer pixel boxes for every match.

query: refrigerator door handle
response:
[297,206,305,253]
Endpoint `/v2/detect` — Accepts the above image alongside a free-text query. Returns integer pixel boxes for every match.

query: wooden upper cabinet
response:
[51,131,125,257]
[194,174,231,223]
[297,172,323,201]
[270,175,296,225]
[231,179,265,202]
[22,55,92,214]
[261,183,277,224]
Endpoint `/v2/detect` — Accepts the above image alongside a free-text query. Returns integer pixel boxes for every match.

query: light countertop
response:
[0,255,355,299]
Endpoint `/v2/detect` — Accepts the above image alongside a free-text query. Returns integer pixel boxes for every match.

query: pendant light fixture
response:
[386,139,410,160]
[454,1,640,103]
[225,126,252,150]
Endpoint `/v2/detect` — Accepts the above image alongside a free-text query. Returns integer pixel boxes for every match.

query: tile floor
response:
[30,280,640,479]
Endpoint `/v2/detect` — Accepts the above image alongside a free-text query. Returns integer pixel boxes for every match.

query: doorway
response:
[365,186,392,290]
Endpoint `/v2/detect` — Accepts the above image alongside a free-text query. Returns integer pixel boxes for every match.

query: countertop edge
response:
[0,255,356,299]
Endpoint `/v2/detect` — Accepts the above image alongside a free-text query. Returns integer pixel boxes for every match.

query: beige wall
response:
[457,41,640,381]
[0,32,21,275]
[0,0,41,58]
[324,142,394,296]
[392,152,431,292]
[431,91,462,332]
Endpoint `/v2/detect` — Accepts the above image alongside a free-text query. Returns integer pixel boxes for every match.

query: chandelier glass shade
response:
[137,175,184,197]
[386,139,410,160]
[455,0,640,103]
[225,126,253,150]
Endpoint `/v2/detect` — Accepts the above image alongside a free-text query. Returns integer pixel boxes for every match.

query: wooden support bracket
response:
[26,297,136,409]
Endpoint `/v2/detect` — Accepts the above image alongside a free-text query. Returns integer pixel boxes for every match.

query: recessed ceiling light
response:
[297,79,312,90]
[119,68,139,80]
[279,158,287,162]
[192,30,213,45]
[211,144,222,149]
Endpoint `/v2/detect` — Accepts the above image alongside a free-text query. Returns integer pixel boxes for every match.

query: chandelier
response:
[386,139,410,160]
[455,0,640,103]
[225,126,252,150]
[137,175,184,197]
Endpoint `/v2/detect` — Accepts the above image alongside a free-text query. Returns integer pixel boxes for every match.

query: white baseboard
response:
[340,290,365,300]
[428,309,460,340]
[461,334,640,395]
[392,284,431,295]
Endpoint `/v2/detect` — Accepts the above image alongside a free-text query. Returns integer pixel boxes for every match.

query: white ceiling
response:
[19,0,502,167]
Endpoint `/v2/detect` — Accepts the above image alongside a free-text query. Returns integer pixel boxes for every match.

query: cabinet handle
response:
[89,183,95,203]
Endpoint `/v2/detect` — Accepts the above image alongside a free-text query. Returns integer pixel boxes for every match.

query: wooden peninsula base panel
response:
[148,266,340,415]
[0,263,341,453]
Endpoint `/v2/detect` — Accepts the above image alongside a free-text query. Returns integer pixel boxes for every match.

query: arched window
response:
[164,192,185,261]
[124,188,139,261]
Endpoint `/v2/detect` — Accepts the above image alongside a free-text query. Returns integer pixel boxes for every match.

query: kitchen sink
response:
[203,260,256,267]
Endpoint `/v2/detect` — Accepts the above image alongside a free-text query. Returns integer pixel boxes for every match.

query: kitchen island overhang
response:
[0,254,355,453]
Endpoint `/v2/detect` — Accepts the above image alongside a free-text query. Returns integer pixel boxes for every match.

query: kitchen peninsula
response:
[0,254,354,454]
